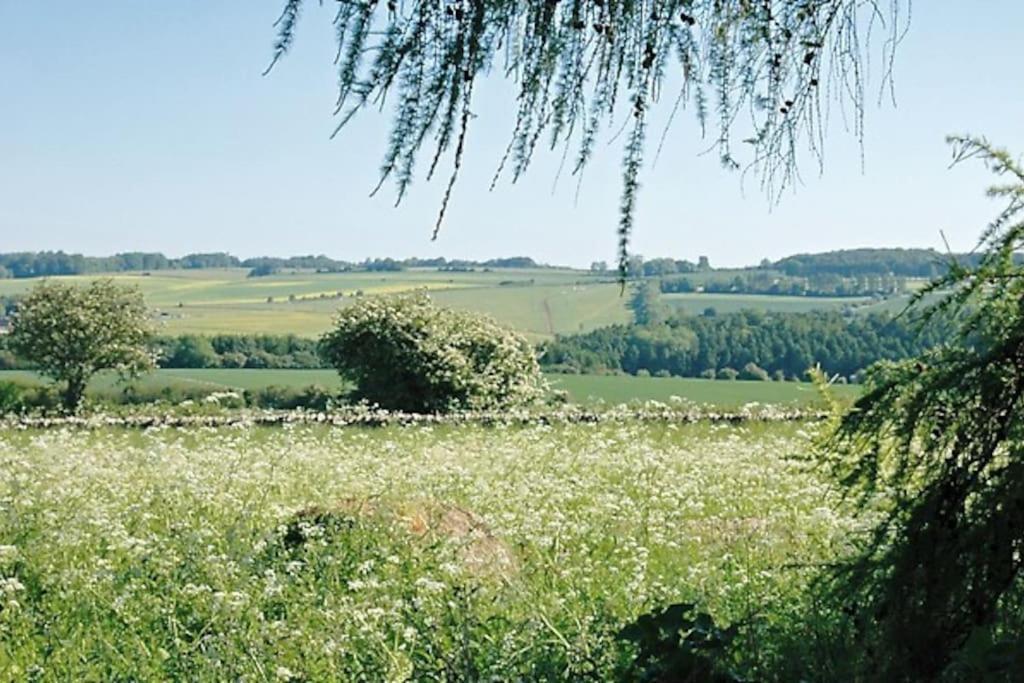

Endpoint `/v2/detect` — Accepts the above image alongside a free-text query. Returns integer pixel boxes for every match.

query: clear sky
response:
[1,2,1022,268]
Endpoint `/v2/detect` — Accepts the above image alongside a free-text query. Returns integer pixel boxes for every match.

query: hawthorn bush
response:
[319,294,545,412]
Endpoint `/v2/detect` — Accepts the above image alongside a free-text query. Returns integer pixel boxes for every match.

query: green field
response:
[548,373,858,407]
[0,267,904,340]
[0,369,857,407]
[0,268,630,341]
[0,421,850,679]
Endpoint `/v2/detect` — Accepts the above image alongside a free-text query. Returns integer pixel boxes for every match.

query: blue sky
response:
[1,2,1022,267]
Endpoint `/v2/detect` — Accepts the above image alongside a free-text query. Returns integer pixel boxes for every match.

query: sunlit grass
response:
[0,422,853,680]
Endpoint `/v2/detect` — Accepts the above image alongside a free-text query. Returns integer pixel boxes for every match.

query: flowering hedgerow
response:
[0,400,829,431]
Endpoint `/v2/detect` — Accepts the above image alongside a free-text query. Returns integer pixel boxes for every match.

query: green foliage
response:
[0,380,23,413]
[9,280,154,412]
[267,0,904,272]
[319,293,545,412]
[0,379,62,415]
[542,310,947,380]
[717,368,739,381]
[629,281,665,326]
[661,270,905,298]
[821,137,1024,679]
[617,602,741,682]
[768,247,1018,279]
[244,384,336,411]
[153,334,326,370]
[738,362,770,382]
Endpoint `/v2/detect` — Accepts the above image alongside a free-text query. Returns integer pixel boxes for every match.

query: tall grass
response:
[1,422,855,680]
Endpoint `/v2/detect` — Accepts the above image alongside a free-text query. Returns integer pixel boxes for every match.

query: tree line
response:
[660,271,906,298]
[0,251,548,279]
[764,247,1024,278]
[540,310,948,381]
[2,306,947,381]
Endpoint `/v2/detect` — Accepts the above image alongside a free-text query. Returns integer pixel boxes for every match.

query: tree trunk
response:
[62,375,88,414]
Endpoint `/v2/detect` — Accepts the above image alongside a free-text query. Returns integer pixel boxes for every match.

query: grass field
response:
[0,268,631,341]
[0,421,851,679]
[0,369,857,407]
[548,373,858,407]
[0,267,904,339]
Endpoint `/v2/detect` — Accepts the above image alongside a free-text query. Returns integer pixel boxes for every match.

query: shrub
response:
[0,380,24,413]
[244,385,337,411]
[319,294,545,412]
[653,369,672,378]
[113,384,224,406]
[219,352,247,368]
[717,367,739,381]
[635,368,651,378]
[739,362,770,381]
[161,335,219,368]
[0,380,61,414]
[699,368,717,380]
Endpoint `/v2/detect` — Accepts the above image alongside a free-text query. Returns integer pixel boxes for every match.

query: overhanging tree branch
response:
[266,0,907,274]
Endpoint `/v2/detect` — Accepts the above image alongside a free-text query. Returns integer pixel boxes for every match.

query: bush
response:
[219,352,247,368]
[699,368,717,380]
[0,380,24,413]
[319,294,545,412]
[161,335,219,368]
[113,384,228,407]
[653,369,672,378]
[244,385,336,411]
[716,367,739,381]
[739,362,770,381]
[0,348,28,370]
[635,368,652,378]
[0,380,61,414]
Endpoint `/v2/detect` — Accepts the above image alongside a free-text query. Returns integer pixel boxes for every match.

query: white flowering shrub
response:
[9,279,154,412]
[319,293,545,412]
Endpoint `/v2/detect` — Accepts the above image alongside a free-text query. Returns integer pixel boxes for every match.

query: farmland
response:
[0,266,907,341]
[0,268,631,341]
[0,369,857,408]
[548,373,858,407]
[0,421,852,680]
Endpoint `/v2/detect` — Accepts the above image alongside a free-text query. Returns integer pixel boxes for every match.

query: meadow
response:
[0,421,854,680]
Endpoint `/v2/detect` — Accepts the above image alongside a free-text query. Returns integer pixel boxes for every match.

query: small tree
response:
[716,367,739,381]
[319,293,545,412]
[739,362,770,381]
[10,280,154,412]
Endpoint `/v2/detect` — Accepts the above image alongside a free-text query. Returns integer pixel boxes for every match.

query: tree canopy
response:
[9,280,155,412]
[267,0,907,275]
